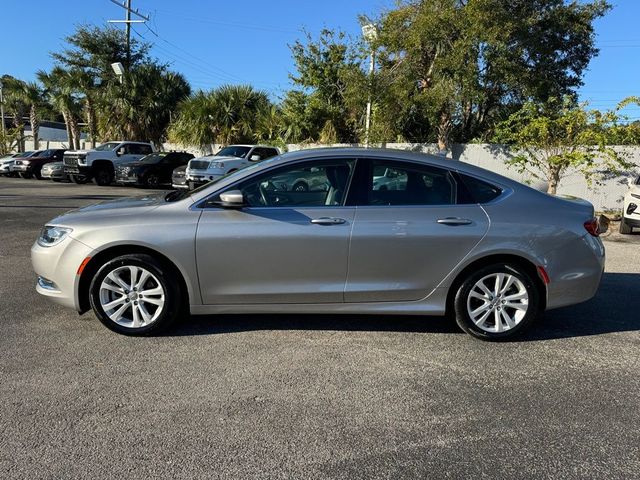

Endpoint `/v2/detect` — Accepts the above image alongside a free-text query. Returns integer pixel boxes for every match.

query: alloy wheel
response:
[98,265,165,328]
[466,273,529,333]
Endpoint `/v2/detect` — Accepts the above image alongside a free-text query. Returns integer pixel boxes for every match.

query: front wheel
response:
[70,174,90,184]
[453,263,541,341]
[145,173,160,188]
[93,167,114,186]
[619,217,632,234]
[89,254,182,335]
[18,172,32,179]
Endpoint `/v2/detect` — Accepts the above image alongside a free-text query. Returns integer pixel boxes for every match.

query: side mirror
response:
[217,189,245,208]
[117,148,125,156]
[250,154,261,161]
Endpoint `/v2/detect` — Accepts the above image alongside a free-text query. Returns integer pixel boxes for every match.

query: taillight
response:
[584,218,599,237]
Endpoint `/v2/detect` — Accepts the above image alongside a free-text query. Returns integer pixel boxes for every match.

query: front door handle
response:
[311,217,347,225]
[437,217,473,226]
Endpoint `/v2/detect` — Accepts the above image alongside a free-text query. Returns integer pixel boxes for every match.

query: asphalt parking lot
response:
[0,177,638,479]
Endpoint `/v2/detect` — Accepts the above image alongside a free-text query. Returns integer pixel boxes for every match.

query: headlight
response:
[77,157,87,165]
[22,160,31,165]
[38,226,73,247]
[210,162,225,169]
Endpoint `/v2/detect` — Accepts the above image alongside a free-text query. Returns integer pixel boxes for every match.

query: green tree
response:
[289,29,365,143]
[376,0,610,150]
[169,85,271,149]
[494,97,633,194]
[37,67,82,149]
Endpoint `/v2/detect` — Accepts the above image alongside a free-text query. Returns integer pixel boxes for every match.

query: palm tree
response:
[67,69,98,148]
[37,68,81,149]
[20,82,44,150]
[2,77,29,151]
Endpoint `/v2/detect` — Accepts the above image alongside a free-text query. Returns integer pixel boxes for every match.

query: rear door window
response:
[366,160,456,206]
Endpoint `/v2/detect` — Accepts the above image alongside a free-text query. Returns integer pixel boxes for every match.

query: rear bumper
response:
[115,175,142,185]
[545,233,605,310]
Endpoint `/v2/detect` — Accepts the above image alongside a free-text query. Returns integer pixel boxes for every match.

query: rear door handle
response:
[437,217,473,226]
[311,217,346,225]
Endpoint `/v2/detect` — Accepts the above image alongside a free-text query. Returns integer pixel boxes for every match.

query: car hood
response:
[65,150,90,155]
[51,193,168,225]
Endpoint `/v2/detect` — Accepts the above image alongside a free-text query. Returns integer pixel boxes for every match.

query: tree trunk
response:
[547,165,562,195]
[62,110,74,149]
[68,114,81,150]
[85,98,97,149]
[30,105,39,150]
[437,109,452,154]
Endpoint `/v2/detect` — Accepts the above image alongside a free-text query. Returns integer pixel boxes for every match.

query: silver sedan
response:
[31,148,605,340]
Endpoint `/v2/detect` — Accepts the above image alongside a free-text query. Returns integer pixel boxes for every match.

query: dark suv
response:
[11,149,66,179]
[115,151,194,188]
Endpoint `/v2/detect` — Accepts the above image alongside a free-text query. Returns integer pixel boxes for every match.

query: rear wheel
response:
[619,217,632,234]
[454,263,541,341]
[89,254,182,335]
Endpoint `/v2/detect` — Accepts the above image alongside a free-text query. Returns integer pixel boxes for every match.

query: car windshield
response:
[165,155,281,203]
[30,151,46,157]
[138,152,168,164]
[216,146,251,158]
[95,142,121,151]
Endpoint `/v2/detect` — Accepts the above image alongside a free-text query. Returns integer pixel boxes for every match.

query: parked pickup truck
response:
[63,141,155,185]
[185,145,280,189]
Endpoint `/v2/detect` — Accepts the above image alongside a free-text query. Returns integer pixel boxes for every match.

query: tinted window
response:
[459,174,502,204]
[229,160,355,207]
[367,160,455,206]
[252,148,278,160]
[217,146,251,158]
[129,144,152,155]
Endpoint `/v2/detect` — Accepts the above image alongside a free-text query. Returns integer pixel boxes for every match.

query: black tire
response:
[453,263,541,341]
[292,181,309,192]
[619,217,632,234]
[89,254,183,336]
[93,166,114,186]
[18,172,32,179]
[145,173,160,188]
[34,167,43,180]
[70,174,90,184]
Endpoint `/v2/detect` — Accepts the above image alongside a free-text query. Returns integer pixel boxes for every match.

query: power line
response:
[108,0,150,70]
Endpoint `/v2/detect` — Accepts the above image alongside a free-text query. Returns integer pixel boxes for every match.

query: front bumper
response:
[64,164,91,176]
[11,164,31,173]
[115,174,143,185]
[31,236,93,311]
[172,182,189,189]
[42,170,66,180]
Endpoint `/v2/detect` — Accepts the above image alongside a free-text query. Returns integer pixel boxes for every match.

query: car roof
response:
[274,147,520,186]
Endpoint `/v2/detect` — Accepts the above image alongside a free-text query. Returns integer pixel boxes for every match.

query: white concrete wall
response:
[18,140,640,212]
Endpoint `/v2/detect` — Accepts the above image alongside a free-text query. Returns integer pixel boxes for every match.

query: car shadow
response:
[165,273,640,341]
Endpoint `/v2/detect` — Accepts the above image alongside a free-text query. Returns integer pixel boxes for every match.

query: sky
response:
[1,0,639,119]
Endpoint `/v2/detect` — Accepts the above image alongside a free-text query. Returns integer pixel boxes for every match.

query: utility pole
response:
[361,24,378,148]
[0,79,5,141]
[107,0,149,71]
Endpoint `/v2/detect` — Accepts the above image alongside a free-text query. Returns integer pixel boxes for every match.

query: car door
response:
[345,158,489,303]
[195,158,357,304]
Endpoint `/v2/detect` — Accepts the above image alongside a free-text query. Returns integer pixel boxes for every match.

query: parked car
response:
[0,152,25,177]
[620,175,640,234]
[41,161,69,182]
[171,165,189,189]
[63,141,155,186]
[115,151,194,188]
[32,148,606,340]
[11,149,66,179]
[185,145,280,189]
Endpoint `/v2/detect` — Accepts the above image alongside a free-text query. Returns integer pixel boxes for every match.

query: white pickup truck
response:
[63,141,155,185]
[185,145,280,189]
